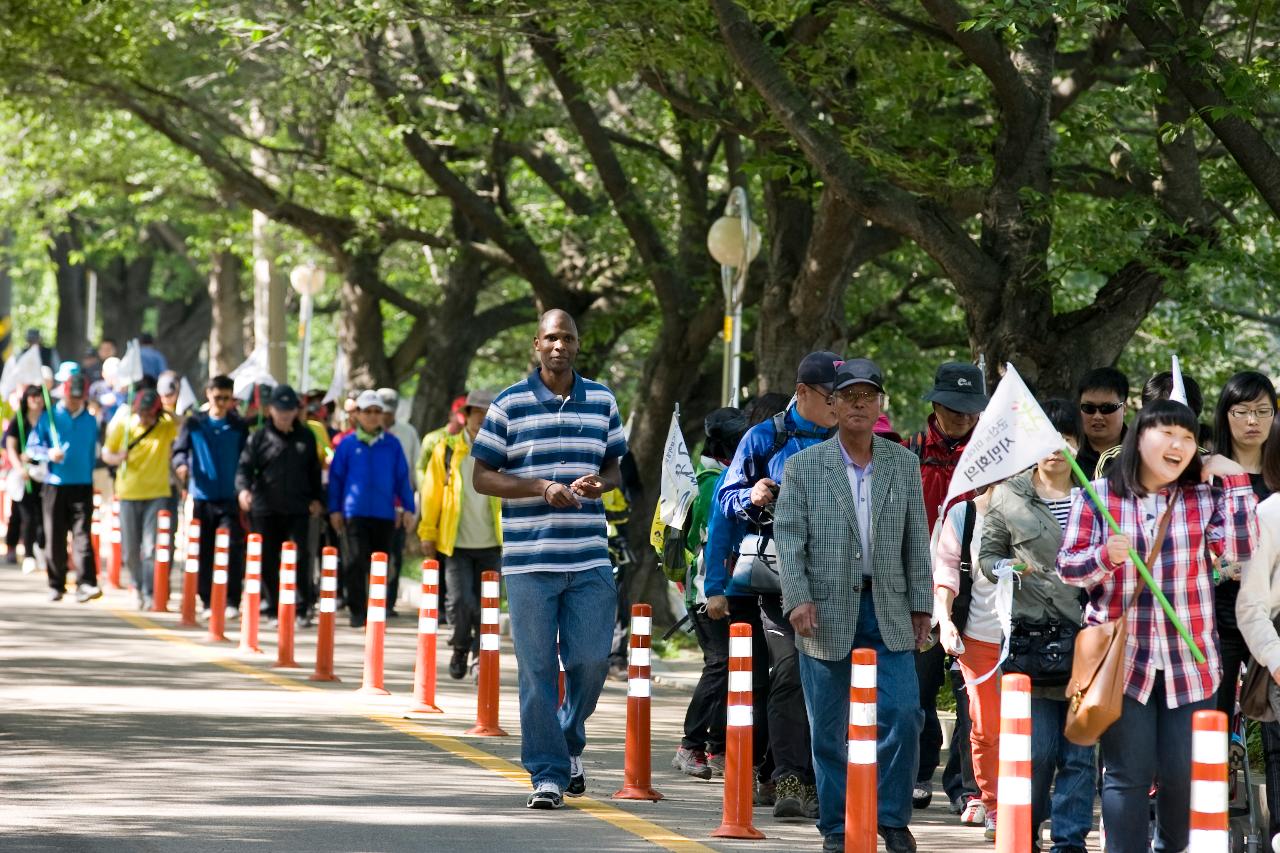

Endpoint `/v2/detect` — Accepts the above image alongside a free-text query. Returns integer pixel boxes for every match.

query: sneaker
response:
[671,746,712,780]
[961,799,986,826]
[470,660,479,683]
[22,556,37,574]
[226,606,240,620]
[296,613,313,628]
[76,584,103,603]
[705,752,725,778]
[912,781,932,809]
[949,797,966,815]
[449,648,468,680]
[567,755,586,797]
[773,774,806,819]
[753,775,776,807]
[822,834,845,853]
[984,815,997,841]
[608,661,628,682]
[878,825,917,853]
[140,595,153,611]
[47,588,64,602]
[802,782,819,819]
[526,781,563,810]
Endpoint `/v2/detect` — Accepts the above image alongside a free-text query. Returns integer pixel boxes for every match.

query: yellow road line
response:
[110,609,717,853]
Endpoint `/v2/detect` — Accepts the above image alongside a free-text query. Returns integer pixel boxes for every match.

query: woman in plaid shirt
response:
[1057,399,1257,853]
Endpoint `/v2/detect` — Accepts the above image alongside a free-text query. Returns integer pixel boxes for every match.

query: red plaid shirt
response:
[1056,474,1257,708]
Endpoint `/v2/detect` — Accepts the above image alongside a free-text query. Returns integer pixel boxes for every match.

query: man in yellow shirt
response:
[102,389,178,609]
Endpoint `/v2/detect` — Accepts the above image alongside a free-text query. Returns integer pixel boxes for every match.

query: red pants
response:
[958,635,1002,816]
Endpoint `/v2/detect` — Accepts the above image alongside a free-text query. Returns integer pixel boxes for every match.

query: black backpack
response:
[950,500,977,634]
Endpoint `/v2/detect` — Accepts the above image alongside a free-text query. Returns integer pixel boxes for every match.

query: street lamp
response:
[289,262,326,393]
[706,186,762,406]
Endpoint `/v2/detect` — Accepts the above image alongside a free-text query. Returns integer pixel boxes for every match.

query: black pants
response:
[760,593,812,782]
[193,499,244,610]
[684,606,730,755]
[916,641,947,783]
[610,563,630,668]
[445,546,501,653]
[944,665,979,805]
[12,482,43,560]
[1216,612,1280,836]
[343,516,395,624]
[389,526,405,614]
[43,483,96,590]
[251,513,314,617]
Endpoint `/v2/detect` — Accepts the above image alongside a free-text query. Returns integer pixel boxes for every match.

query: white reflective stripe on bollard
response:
[319,598,336,613]
[279,589,297,605]
[213,570,228,584]
[1190,780,1229,814]
[847,739,877,765]
[247,540,262,556]
[851,664,876,689]
[849,701,876,727]
[1002,690,1031,719]
[1000,733,1032,762]
[630,647,651,667]
[369,584,386,600]
[481,580,499,598]
[216,532,229,548]
[726,705,752,727]
[728,670,753,693]
[367,605,386,622]
[632,616,652,636]
[628,678,651,698]
[1192,730,1228,765]
[481,607,499,624]
[321,575,337,592]
[245,579,261,595]
[729,637,752,658]
[424,569,439,585]
[998,777,1032,806]
[418,616,438,633]
[479,633,500,651]
[280,569,296,584]
[424,593,439,610]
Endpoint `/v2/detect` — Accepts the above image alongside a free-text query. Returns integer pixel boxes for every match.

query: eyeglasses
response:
[1229,406,1275,422]
[831,388,883,405]
[1079,401,1123,416]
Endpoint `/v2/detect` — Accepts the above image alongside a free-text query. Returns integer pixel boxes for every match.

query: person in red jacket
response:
[903,362,989,813]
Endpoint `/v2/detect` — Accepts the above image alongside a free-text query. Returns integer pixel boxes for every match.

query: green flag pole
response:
[119,385,135,478]
[1062,446,1205,664]
[14,408,30,495]
[37,384,60,447]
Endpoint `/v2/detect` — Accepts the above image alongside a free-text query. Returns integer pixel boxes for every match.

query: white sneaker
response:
[21,556,36,574]
[961,798,986,826]
[526,781,563,810]
[567,755,585,797]
[225,606,240,620]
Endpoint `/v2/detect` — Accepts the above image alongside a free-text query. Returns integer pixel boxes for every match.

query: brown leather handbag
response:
[1064,494,1177,747]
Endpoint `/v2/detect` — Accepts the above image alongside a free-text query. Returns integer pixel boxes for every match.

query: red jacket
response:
[903,414,972,530]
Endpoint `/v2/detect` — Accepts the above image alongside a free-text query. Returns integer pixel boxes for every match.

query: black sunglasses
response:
[1079,401,1123,416]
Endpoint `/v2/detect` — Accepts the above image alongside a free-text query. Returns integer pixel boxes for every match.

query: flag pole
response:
[37,385,60,447]
[14,407,30,494]
[1062,446,1205,663]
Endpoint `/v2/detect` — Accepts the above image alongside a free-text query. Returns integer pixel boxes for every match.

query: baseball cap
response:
[269,384,301,410]
[377,387,399,408]
[64,375,87,398]
[355,389,384,411]
[464,389,496,411]
[795,351,844,390]
[54,361,80,382]
[834,358,885,392]
[156,374,178,396]
[923,363,988,414]
[133,389,162,415]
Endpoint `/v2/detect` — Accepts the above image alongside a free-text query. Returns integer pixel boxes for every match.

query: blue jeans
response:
[119,497,165,600]
[1099,680,1212,853]
[799,587,923,838]
[1030,697,1096,851]
[505,566,616,789]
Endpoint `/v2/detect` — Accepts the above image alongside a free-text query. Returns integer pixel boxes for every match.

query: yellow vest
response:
[416,431,502,556]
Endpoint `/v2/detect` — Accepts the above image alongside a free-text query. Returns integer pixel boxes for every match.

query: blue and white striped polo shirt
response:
[470,369,628,575]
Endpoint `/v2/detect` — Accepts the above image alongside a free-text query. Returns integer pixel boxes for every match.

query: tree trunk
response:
[50,229,89,363]
[208,251,248,376]
[407,246,487,434]
[95,254,152,349]
[156,287,213,385]
[335,250,393,391]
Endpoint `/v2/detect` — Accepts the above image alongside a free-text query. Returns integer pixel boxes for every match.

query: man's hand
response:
[790,602,818,637]
[329,512,345,534]
[308,500,323,517]
[706,595,728,620]
[544,481,583,509]
[237,490,253,513]
[422,540,438,560]
[397,509,413,530]
[174,464,188,486]
[1105,534,1131,567]
[570,473,608,500]
[912,612,932,650]
[48,447,65,463]
[750,478,779,507]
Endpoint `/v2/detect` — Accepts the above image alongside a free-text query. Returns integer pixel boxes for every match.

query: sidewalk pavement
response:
[1,565,1093,852]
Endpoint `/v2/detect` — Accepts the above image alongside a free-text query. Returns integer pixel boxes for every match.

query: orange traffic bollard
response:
[239,533,264,654]
[179,518,201,628]
[274,542,299,669]
[846,648,878,853]
[357,552,391,695]
[108,498,123,589]
[90,491,102,559]
[310,547,340,682]
[615,604,662,801]
[996,673,1032,853]
[405,559,443,717]
[150,511,172,613]
[1189,710,1229,853]
[207,527,231,643]
[712,622,765,840]
[466,571,507,736]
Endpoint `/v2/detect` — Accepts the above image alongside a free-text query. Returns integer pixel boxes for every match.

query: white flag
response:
[0,346,42,399]
[1170,354,1187,406]
[229,347,276,400]
[657,410,699,530]
[322,346,347,406]
[176,377,198,415]
[941,363,1065,512]
[117,339,145,387]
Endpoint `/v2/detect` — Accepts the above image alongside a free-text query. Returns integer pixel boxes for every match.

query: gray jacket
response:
[978,470,1083,626]
[774,436,932,660]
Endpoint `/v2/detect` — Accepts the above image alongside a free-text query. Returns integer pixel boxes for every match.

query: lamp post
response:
[289,263,326,393]
[706,187,762,406]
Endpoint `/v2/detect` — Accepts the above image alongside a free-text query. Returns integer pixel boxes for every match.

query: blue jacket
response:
[712,404,832,596]
[328,431,415,521]
[28,404,98,486]
[171,411,249,503]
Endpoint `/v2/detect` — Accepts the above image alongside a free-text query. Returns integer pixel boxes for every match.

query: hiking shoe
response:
[76,584,103,603]
[705,752,725,778]
[671,747,712,780]
[961,799,987,826]
[773,774,806,818]
[608,661,628,682]
[754,775,776,807]
[449,648,468,680]
[567,755,586,797]
[879,825,917,853]
[984,815,997,841]
[822,834,845,853]
[802,782,819,819]
[912,781,932,809]
[47,588,64,602]
[526,781,563,810]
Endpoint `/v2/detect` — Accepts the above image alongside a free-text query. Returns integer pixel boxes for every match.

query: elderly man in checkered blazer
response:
[775,358,933,853]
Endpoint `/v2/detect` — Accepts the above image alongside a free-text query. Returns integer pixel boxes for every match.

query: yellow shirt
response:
[105,411,178,500]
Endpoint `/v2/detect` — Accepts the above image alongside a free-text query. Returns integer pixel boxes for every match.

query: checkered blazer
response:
[775,436,933,661]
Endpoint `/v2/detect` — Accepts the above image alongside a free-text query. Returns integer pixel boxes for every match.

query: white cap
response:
[355,389,384,411]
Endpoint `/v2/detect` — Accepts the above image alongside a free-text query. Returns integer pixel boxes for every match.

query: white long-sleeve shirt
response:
[1237,494,1280,672]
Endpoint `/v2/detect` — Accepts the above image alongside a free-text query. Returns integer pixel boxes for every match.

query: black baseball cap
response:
[133,389,162,415]
[65,375,87,398]
[923,362,988,414]
[269,384,301,410]
[834,358,884,392]
[796,351,844,390]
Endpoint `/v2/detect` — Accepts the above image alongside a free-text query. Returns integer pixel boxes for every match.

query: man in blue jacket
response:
[28,374,101,602]
[714,351,841,820]
[171,375,249,617]
[329,390,415,628]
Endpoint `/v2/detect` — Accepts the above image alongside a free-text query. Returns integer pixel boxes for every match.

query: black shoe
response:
[526,783,563,810]
[802,782,819,819]
[878,825,917,853]
[567,755,586,797]
[773,774,805,819]
[387,609,399,619]
[449,648,468,680]
[911,781,932,809]
[350,617,366,629]
[822,835,845,853]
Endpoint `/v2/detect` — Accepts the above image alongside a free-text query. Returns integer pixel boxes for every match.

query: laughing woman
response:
[1056,399,1257,853]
